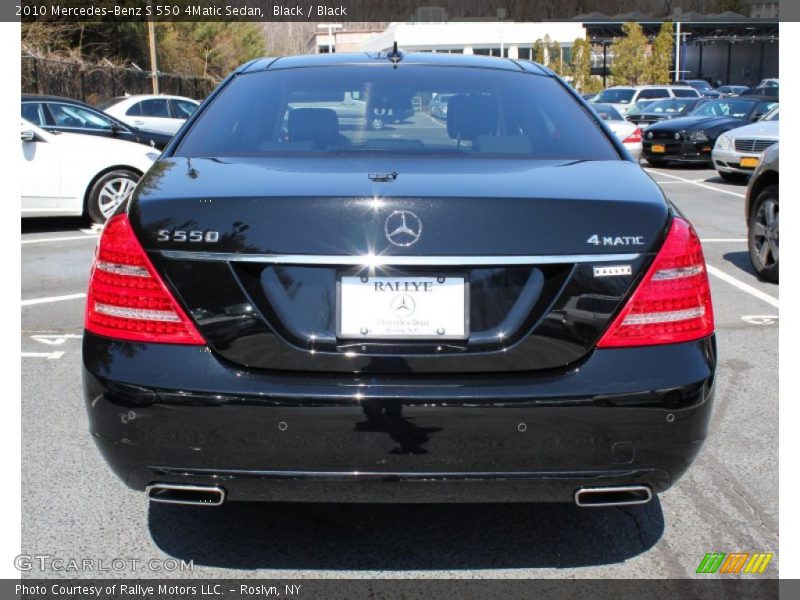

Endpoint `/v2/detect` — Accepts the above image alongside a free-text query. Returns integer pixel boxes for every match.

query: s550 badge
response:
[157,229,219,243]
[586,234,644,246]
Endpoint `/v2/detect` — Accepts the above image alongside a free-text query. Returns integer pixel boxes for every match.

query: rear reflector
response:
[85,214,205,345]
[623,128,643,144]
[597,217,714,348]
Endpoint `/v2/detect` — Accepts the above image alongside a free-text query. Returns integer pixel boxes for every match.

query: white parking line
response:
[645,169,746,198]
[21,293,86,307]
[22,351,65,360]
[706,265,778,308]
[701,238,746,243]
[22,234,98,245]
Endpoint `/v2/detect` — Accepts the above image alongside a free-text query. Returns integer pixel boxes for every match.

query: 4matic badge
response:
[586,234,645,247]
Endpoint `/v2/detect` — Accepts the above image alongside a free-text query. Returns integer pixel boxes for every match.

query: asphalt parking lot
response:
[21,164,778,579]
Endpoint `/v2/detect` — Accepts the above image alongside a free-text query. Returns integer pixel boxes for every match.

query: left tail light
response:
[85,214,205,345]
[623,128,643,143]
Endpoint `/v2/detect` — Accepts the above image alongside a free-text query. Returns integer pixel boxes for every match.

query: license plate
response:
[740,157,759,168]
[338,275,468,340]
[652,144,666,153]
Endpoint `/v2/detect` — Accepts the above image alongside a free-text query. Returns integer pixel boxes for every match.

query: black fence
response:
[21,56,216,104]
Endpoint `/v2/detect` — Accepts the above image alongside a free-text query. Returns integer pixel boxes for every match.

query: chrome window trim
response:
[159,250,641,267]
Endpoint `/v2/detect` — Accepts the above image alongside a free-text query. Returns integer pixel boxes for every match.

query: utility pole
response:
[674,20,681,82]
[317,23,343,54]
[147,17,159,94]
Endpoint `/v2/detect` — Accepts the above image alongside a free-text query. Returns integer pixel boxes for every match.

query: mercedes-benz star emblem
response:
[390,294,416,317]
[385,210,422,247]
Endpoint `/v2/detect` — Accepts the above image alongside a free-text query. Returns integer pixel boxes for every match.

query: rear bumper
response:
[82,333,716,503]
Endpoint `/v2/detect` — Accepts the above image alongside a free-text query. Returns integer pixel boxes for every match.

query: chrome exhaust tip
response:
[146,483,226,506]
[574,485,653,508]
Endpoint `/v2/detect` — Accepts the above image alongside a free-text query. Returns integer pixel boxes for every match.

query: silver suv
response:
[592,85,700,115]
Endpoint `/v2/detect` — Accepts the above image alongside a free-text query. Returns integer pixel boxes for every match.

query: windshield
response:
[763,107,779,121]
[591,104,623,121]
[644,99,696,114]
[689,99,755,119]
[687,80,712,91]
[594,89,635,104]
[176,65,619,160]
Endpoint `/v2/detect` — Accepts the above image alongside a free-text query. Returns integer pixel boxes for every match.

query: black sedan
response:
[82,52,716,509]
[642,96,778,166]
[630,97,707,128]
[21,94,173,149]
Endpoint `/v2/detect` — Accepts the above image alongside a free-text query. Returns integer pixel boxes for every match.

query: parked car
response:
[717,85,748,97]
[22,94,173,150]
[630,97,707,128]
[590,103,642,160]
[98,94,200,136]
[83,53,715,509]
[429,93,455,119]
[623,99,659,122]
[592,85,699,115]
[21,119,156,223]
[712,106,778,181]
[581,92,598,101]
[740,87,779,98]
[745,144,778,282]
[757,78,779,88]
[675,79,721,98]
[642,96,778,166]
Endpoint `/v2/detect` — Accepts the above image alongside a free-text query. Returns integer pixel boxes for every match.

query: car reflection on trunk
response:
[355,399,443,455]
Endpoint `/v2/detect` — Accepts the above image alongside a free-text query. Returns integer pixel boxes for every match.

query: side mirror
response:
[20,128,35,142]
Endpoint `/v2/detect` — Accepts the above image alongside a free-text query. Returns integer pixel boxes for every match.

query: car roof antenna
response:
[387,41,403,66]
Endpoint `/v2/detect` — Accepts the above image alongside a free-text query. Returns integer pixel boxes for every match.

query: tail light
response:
[85,214,205,345]
[597,217,714,348]
[623,128,642,143]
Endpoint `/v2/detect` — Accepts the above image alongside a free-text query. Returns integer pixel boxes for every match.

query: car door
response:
[20,124,65,214]
[125,98,177,135]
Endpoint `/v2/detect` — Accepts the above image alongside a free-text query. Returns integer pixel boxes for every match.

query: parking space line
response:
[645,169,746,198]
[22,293,86,307]
[22,234,98,245]
[701,238,746,243]
[706,265,778,308]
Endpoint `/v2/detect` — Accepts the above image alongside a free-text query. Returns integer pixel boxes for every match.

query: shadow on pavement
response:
[21,216,91,234]
[723,251,760,280]
[148,499,664,571]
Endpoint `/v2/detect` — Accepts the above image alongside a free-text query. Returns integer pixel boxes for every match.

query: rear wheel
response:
[87,169,140,224]
[748,184,779,282]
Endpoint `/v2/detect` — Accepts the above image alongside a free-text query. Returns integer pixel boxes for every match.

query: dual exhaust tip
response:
[146,483,226,506]
[145,483,652,508]
[574,485,653,508]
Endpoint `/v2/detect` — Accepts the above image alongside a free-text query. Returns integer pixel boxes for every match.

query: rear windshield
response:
[672,88,699,98]
[175,65,619,160]
[594,89,635,104]
[645,99,696,114]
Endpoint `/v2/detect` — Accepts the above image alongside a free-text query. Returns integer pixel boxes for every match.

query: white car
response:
[98,94,200,136]
[21,119,158,223]
[591,103,643,161]
[712,107,779,182]
[591,85,700,115]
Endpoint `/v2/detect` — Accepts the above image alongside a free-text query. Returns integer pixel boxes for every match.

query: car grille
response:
[734,139,776,153]
[651,130,680,140]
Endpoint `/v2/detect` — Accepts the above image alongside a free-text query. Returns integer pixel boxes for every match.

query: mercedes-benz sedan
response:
[82,53,716,509]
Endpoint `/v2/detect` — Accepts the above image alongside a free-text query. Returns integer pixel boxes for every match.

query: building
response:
[306,24,387,54]
[358,21,587,63]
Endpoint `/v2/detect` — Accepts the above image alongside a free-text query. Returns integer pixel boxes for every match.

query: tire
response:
[748,184,779,282]
[718,170,747,183]
[369,116,385,130]
[86,169,140,224]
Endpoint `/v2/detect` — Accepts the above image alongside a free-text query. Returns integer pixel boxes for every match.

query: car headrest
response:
[447,95,499,141]
[288,108,340,147]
